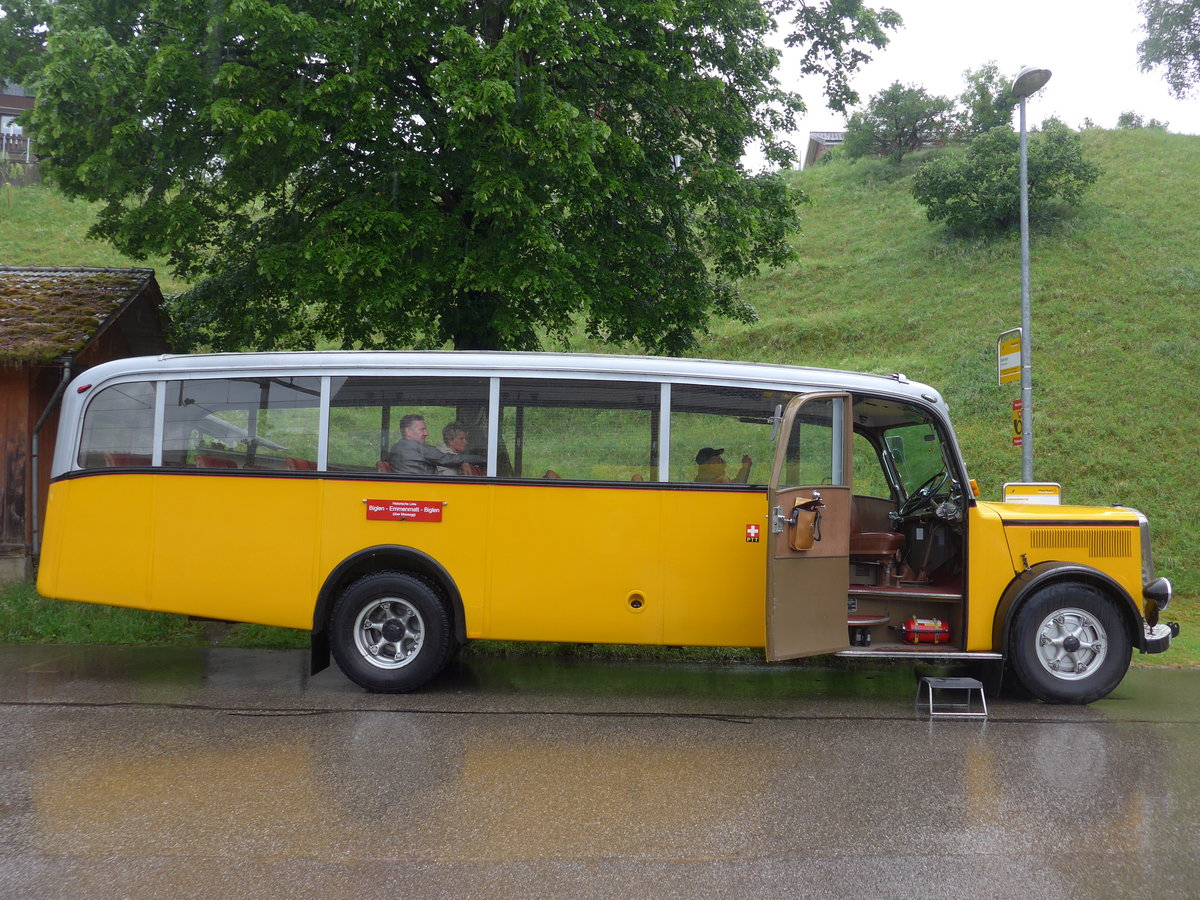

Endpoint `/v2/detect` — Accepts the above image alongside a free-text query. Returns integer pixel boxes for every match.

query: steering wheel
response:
[897,470,950,519]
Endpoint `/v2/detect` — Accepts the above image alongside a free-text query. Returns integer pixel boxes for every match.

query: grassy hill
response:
[2,128,1196,646]
[0,183,189,293]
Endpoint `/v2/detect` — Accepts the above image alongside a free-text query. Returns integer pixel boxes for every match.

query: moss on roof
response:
[0,266,156,364]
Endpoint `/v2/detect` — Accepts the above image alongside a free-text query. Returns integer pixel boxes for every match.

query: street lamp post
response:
[1011,65,1052,483]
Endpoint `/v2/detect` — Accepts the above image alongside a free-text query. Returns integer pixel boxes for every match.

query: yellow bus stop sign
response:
[998,329,1022,385]
[1003,482,1062,505]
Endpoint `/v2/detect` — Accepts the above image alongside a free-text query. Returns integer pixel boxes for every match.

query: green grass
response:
[459,639,764,663]
[0,181,189,294]
[0,581,309,650]
[3,129,1196,664]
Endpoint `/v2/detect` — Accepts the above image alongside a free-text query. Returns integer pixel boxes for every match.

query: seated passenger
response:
[694,447,751,484]
[434,422,474,476]
[388,414,485,476]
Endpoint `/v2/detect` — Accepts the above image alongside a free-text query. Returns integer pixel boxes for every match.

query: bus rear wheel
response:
[1008,582,1131,705]
[330,572,453,693]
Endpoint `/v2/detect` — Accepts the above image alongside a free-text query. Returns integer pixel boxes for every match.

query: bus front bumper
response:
[1142,576,1176,654]
[1143,621,1179,655]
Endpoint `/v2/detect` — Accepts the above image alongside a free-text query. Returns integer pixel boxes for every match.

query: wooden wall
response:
[1,367,32,578]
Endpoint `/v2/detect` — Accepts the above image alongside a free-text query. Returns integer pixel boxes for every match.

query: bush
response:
[911,124,1101,234]
[1116,111,1170,129]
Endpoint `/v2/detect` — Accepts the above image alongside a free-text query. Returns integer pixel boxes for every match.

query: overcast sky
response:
[772,0,1198,167]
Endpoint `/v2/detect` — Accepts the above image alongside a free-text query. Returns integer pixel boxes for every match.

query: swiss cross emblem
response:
[746,524,760,543]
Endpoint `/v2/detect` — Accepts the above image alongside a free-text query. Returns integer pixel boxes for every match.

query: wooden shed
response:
[804,131,845,168]
[0,267,171,582]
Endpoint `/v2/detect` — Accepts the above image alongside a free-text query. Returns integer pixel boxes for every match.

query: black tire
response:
[1007,582,1132,704]
[329,571,454,693]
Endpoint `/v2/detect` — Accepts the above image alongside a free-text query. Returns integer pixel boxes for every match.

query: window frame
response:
[69,363,968,498]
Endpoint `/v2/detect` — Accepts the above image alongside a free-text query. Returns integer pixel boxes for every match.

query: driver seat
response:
[850,499,905,585]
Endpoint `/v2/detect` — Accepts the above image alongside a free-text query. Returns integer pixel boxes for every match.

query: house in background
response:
[1,81,37,180]
[0,267,171,582]
[0,81,33,129]
[804,131,845,168]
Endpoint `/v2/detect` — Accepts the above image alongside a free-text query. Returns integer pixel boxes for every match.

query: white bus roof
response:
[71,350,948,410]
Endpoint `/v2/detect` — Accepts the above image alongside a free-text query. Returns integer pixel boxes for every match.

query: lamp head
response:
[1011,66,1052,99]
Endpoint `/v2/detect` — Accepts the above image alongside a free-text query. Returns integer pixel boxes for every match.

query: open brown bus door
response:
[766,392,853,661]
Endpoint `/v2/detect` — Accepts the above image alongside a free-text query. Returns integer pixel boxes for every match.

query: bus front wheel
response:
[330,572,453,693]
[1008,582,1131,705]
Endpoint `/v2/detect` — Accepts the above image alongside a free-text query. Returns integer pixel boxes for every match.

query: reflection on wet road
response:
[1,645,1198,899]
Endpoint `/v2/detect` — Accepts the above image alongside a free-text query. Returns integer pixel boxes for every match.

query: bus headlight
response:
[1143,577,1173,625]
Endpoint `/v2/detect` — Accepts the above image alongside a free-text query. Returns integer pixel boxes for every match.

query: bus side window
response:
[667,384,786,484]
[162,377,321,470]
[78,381,156,469]
[498,379,657,481]
[327,375,491,475]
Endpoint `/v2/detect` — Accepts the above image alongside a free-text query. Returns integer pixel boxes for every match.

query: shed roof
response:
[0,266,165,364]
[803,131,846,169]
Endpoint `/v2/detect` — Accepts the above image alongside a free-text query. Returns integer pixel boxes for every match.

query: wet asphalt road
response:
[1,645,1198,900]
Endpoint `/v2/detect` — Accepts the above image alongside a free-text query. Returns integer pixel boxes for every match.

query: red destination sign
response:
[365,500,444,522]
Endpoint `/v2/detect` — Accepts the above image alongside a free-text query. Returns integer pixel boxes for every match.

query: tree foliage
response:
[1116,111,1170,129]
[842,81,952,164]
[0,0,52,84]
[955,62,1018,139]
[910,124,1101,235]
[1138,0,1200,98]
[6,0,900,353]
[778,0,902,112]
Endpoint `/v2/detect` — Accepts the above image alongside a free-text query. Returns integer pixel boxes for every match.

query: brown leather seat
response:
[850,531,905,557]
[849,500,904,565]
[102,452,151,467]
[195,453,238,468]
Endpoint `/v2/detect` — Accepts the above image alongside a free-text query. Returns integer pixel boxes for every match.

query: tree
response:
[1116,111,1170,129]
[911,123,1101,234]
[1138,0,1200,98]
[0,0,52,85]
[955,62,1018,139]
[779,0,902,112]
[7,0,900,354]
[842,81,952,164]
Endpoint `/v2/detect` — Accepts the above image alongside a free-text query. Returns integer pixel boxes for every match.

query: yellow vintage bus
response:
[36,351,1176,702]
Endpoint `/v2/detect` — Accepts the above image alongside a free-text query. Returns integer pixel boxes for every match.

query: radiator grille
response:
[1029,528,1132,558]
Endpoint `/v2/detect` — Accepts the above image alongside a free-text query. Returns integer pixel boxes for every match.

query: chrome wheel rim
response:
[353,597,425,670]
[1033,607,1107,681]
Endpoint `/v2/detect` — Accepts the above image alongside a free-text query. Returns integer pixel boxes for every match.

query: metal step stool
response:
[915,676,988,718]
